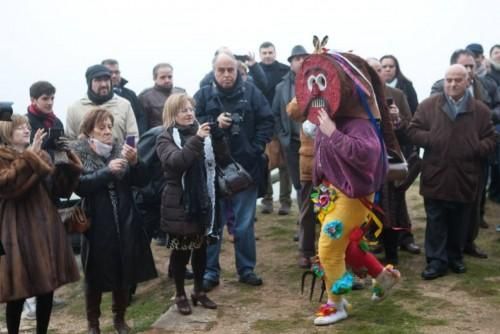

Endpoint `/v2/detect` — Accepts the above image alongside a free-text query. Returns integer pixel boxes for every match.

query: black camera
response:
[227,112,243,136]
[0,102,14,122]
[234,54,250,62]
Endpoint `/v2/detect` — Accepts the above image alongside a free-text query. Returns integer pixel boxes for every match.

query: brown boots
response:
[85,288,102,334]
[85,288,130,334]
[112,290,131,334]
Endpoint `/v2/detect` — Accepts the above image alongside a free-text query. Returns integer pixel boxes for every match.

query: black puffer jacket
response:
[73,140,157,291]
[194,77,274,185]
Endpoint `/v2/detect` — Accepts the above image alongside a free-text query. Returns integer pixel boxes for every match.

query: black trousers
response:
[424,198,472,268]
[298,181,316,258]
[6,292,54,334]
[466,163,488,249]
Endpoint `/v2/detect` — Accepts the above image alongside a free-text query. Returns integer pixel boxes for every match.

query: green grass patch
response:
[252,312,311,333]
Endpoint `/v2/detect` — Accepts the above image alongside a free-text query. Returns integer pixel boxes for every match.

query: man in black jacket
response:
[259,41,293,215]
[102,59,147,136]
[195,51,274,291]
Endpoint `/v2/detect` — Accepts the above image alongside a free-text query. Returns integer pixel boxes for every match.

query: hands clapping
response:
[29,129,47,153]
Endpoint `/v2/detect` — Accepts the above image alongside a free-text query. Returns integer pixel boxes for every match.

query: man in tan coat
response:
[66,64,138,141]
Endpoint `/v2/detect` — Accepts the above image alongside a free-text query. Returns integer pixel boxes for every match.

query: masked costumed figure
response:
[295,36,402,326]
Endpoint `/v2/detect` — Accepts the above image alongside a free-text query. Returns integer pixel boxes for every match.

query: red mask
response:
[295,53,342,125]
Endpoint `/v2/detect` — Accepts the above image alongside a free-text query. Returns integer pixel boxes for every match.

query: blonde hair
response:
[162,93,196,128]
[0,114,30,145]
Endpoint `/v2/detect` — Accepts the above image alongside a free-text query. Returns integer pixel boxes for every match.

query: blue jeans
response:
[204,186,258,281]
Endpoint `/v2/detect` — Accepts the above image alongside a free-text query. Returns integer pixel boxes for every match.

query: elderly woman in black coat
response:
[156,93,230,315]
[73,108,157,334]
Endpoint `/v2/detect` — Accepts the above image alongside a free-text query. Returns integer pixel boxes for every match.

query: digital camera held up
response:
[225,112,243,136]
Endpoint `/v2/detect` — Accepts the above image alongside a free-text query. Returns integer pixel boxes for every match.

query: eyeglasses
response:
[14,124,31,131]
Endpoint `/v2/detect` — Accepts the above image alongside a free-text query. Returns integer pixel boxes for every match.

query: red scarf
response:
[28,104,56,129]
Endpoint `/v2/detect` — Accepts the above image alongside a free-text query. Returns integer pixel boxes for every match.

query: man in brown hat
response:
[272,45,310,265]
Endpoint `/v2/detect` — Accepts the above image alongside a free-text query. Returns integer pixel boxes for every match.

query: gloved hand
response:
[55,136,71,152]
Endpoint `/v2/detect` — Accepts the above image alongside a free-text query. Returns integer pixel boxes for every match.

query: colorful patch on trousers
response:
[323,220,343,240]
[331,271,353,295]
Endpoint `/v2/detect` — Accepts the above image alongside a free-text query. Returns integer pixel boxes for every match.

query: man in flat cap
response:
[66,64,138,140]
[466,43,487,77]
[272,45,311,267]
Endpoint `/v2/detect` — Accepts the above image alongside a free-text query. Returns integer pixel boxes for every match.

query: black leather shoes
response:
[239,272,263,286]
[421,266,447,280]
[464,246,488,259]
[401,242,421,255]
[449,261,466,274]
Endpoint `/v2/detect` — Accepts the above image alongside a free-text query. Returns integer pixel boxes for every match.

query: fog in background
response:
[1,0,498,121]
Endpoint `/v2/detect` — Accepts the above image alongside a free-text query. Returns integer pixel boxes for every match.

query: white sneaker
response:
[371,265,401,302]
[52,296,65,309]
[21,298,36,320]
[313,298,349,326]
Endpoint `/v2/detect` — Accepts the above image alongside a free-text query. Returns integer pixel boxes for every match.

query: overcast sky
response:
[1,0,498,121]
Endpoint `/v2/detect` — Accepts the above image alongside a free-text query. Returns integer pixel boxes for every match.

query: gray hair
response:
[212,51,237,69]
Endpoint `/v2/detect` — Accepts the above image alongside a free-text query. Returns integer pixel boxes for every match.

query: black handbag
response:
[216,159,253,197]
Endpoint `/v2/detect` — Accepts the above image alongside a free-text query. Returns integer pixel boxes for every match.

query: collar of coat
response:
[72,139,122,172]
[79,94,121,106]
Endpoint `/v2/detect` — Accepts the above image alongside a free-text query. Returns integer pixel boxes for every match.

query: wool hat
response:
[288,45,308,62]
[85,64,111,85]
[466,43,484,56]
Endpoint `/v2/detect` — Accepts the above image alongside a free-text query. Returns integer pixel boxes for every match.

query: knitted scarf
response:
[171,124,216,235]
[27,104,56,129]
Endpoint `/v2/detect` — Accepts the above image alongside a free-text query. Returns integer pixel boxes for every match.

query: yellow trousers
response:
[318,188,373,303]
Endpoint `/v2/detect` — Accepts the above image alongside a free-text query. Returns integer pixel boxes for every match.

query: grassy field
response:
[1,183,500,333]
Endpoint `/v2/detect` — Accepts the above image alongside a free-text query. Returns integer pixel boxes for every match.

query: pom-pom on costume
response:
[295,36,401,326]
